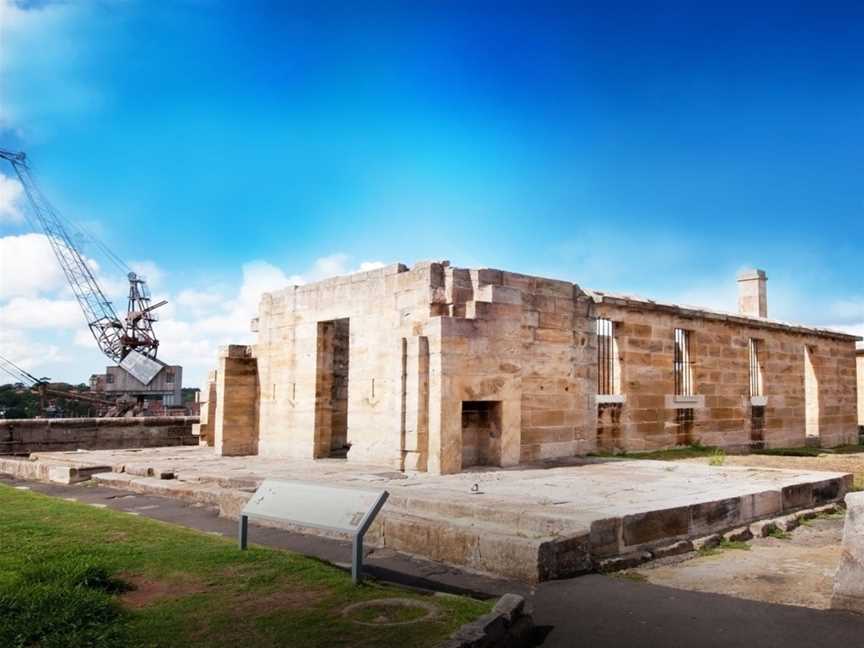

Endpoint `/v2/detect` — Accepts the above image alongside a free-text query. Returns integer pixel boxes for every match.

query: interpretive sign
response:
[239,479,389,584]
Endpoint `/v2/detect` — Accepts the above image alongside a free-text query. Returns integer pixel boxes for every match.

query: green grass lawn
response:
[0,484,491,648]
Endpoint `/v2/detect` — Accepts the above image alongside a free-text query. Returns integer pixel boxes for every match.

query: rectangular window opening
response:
[748,339,763,397]
[596,318,619,395]
[674,328,693,396]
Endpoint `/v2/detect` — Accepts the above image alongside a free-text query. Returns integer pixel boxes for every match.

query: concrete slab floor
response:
[5,446,854,581]
[23,446,852,521]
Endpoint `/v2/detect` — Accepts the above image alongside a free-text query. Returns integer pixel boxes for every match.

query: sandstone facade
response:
[0,416,198,455]
[857,349,864,429]
[208,261,860,474]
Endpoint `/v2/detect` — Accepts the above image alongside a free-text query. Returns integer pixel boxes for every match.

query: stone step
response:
[0,456,111,484]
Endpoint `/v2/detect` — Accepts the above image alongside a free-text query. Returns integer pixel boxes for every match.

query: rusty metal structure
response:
[0,149,166,362]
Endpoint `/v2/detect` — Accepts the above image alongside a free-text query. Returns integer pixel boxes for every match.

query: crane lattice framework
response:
[0,149,165,363]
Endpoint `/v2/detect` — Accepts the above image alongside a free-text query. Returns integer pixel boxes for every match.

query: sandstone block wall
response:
[193,370,217,446]
[857,350,863,428]
[593,297,859,452]
[0,416,198,455]
[245,261,596,474]
[214,346,259,456]
[209,261,859,473]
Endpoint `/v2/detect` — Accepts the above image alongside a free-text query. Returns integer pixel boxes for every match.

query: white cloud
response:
[160,254,388,385]
[237,261,292,313]
[0,252,389,387]
[0,233,67,298]
[176,289,224,310]
[0,174,25,223]
[0,296,80,329]
[128,260,166,292]
[0,328,65,377]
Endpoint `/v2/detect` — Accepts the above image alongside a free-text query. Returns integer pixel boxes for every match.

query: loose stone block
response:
[832,492,864,614]
[622,506,690,547]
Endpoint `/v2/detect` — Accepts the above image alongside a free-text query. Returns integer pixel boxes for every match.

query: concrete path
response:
[4,474,864,647]
[533,576,864,648]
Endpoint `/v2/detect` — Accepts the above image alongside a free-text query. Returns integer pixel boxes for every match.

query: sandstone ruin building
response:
[197,262,860,474]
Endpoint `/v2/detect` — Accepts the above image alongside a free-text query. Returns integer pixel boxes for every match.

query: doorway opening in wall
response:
[804,345,820,445]
[314,318,350,459]
[461,401,502,468]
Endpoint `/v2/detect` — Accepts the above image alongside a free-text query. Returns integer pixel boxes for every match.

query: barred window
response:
[749,338,763,397]
[597,318,616,395]
[673,328,693,396]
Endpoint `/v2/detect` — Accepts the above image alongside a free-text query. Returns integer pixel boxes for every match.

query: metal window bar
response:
[597,318,614,395]
[674,328,692,396]
[749,339,762,397]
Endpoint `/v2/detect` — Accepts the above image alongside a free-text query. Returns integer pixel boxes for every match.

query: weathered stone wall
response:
[211,261,859,473]
[250,261,596,473]
[593,298,859,452]
[214,345,259,456]
[435,267,596,469]
[857,350,863,428]
[192,370,217,446]
[0,416,198,455]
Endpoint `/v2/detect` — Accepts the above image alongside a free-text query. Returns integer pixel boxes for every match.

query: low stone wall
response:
[832,492,864,615]
[0,416,199,455]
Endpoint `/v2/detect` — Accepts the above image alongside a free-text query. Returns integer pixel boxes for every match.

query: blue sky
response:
[0,0,862,386]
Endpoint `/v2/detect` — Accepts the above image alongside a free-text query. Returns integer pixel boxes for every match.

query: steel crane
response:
[0,149,166,365]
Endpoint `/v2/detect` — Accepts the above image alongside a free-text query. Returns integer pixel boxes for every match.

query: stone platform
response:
[0,447,853,582]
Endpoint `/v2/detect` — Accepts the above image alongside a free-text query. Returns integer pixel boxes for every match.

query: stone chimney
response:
[737,269,767,318]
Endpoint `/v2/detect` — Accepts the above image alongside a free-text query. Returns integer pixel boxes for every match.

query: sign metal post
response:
[238,479,389,585]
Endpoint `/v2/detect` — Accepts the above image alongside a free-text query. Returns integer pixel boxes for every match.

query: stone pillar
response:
[214,345,259,456]
[426,350,462,476]
[500,398,522,467]
[737,269,768,318]
[402,336,429,471]
[193,370,217,447]
[832,492,864,614]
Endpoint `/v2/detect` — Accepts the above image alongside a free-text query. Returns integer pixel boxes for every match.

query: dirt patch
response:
[119,574,209,608]
[231,587,329,615]
[629,516,844,609]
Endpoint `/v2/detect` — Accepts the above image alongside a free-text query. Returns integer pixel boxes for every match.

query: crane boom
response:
[0,149,160,362]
